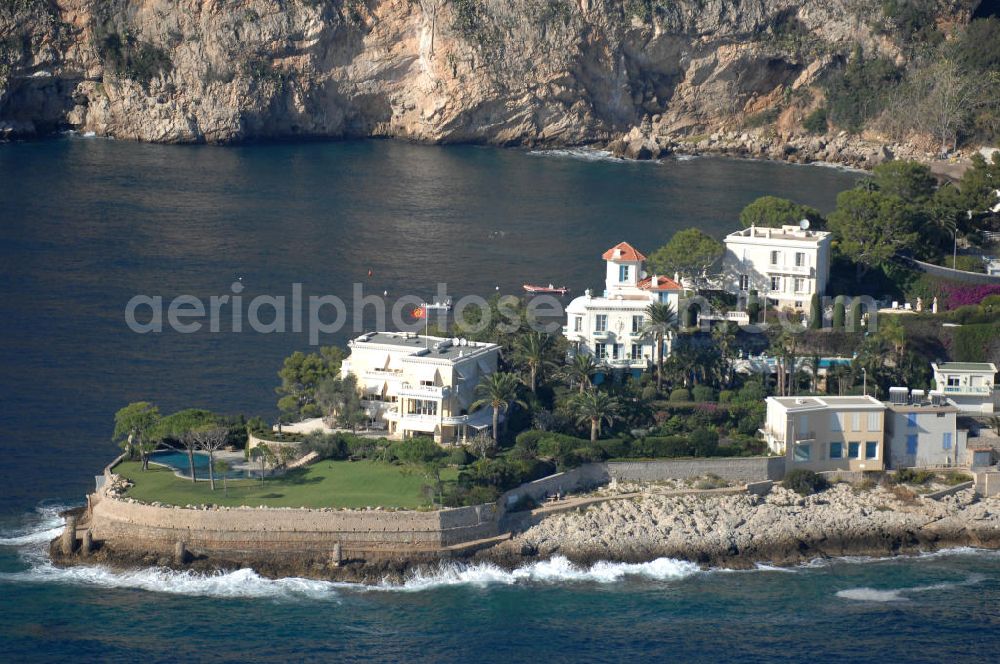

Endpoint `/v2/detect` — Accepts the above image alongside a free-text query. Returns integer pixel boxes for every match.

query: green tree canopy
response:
[316,373,367,432]
[827,188,919,271]
[870,160,937,202]
[275,346,345,419]
[646,228,723,282]
[738,196,824,229]
[113,402,161,470]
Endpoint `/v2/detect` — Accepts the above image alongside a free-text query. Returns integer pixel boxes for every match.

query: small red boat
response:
[523,283,570,295]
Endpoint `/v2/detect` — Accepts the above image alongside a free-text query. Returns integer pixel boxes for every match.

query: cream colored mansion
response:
[340,332,500,444]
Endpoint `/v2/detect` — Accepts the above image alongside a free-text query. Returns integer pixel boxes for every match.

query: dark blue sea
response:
[2,137,997,662]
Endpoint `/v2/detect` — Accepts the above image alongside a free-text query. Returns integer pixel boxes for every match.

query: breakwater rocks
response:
[495,483,1000,569]
[606,124,966,171]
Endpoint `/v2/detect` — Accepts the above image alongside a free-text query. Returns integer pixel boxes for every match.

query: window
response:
[851,413,861,432]
[594,343,607,360]
[793,278,805,293]
[770,250,780,265]
[829,442,843,459]
[770,276,781,292]
[795,252,806,267]
[595,315,607,332]
[831,413,844,432]
[906,435,918,455]
[573,316,582,332]
[848,442,860,459]
[867,412,881,431]
[794,301,803,308]
[619,265,631,282]
[907,412,918,428]
[612,343,622,360]
[632,315,644,333]
[865,441,879,460]
[630,344,643,361]
[794,444,811,462]
[946,375,960,387]
[420,380,434,387]
[406,399,438,416]
[943,432,953,450]
[739,274,749,291]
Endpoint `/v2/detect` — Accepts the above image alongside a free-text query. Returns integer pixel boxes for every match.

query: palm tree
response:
[471,372,526,444]
[572,388,620,442]
[641,301,677,392]
[513,330,555,394]
[561,353,600,393]
[711,323,737,388]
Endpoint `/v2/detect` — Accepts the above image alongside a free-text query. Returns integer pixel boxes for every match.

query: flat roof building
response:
[341,332,500,444]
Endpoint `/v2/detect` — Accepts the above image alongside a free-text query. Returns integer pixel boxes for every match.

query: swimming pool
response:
[149,450,256,480]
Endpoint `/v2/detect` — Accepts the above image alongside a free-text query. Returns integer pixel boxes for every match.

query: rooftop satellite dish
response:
[799,219,810,230]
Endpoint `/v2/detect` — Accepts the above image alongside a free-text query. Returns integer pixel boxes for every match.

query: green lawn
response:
[116,460,458,509]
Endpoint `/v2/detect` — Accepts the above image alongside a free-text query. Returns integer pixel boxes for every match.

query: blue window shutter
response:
[943,433,953,450]
[906,435,918,455]
[907,412,917,427]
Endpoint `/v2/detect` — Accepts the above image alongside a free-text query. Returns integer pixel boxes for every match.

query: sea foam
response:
[389,555,700,591]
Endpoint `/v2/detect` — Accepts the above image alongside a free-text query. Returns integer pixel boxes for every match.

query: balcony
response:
[767,263,813,276]
[942,385,992,395]
[398,383,448,398]
[794,431,816,443]
[363,368,404,381]
[592,330,612,340]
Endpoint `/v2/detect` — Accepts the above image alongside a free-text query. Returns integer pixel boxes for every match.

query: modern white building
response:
[931,362,998,415]
[763,395,886,473]
[340,332,500,444]
[885,387,967,468]
[564,242,683,374]
[722,224,832,313]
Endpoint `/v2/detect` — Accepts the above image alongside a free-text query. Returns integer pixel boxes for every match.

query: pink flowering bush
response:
[941,284,1000,309]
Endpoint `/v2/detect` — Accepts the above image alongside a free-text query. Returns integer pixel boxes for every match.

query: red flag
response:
[412,306,426,319]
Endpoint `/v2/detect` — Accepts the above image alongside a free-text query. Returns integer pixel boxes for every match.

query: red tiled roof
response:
[602,242,646,262]
[638,275,683,291]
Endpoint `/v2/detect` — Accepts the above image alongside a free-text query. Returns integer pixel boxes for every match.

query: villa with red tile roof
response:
[564,242,682,375]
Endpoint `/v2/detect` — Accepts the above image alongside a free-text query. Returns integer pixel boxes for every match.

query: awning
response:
[466,407,500,430]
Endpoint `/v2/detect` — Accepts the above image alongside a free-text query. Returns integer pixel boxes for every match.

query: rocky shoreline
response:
[49,482,1000,585]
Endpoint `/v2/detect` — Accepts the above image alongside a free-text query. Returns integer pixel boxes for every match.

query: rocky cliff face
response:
[0,0,977,147]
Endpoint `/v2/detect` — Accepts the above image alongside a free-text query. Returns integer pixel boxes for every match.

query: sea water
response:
[4,138,996,661]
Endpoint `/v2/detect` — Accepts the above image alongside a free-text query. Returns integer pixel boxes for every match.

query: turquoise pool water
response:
[149,450,255,480]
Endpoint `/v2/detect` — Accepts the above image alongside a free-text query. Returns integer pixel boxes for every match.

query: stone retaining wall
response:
[247,432,304,452]
[607,457,785,483]
[89,494,497,556]
[499,464,611,511]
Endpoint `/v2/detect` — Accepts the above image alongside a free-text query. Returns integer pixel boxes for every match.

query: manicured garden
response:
[116,460,458,509]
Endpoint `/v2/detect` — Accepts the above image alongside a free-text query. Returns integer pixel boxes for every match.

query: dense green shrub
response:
[302,432,350,460]
[953,323,1000,362]
[895,467,933,485]
[782,469,828,495]
[832,298,846,329]
[669,388,691,402]
[392,437,445,464]
[689,428,719,457]
[691,385,717,402]
[446,446,473,466]
[718,390,735,403]
[824,49,901,132]
[802,107,828,134]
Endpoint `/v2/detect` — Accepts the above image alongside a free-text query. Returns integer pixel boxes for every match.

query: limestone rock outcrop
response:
[0,0,977,148]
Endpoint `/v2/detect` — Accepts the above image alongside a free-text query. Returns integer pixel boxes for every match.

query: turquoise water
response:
[148,450,254,480]
[3,137,995,661]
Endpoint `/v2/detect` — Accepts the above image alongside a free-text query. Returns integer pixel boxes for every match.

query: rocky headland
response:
[50,479,1000,584]
[488,481,1000,570]
[1,0,990,172]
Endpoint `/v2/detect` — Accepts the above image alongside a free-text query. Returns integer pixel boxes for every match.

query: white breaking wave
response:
[2,560,344,601]
[387,555,700,591]
[527,148,628,164]
[0,504,69,547]
[836,573,986,603]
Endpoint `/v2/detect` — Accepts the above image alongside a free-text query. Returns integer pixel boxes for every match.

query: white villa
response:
[564,242,683,374]
[722,224,832,313]
[340,332,500,444]
[931,362,998,415]
[885,387,967,469]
